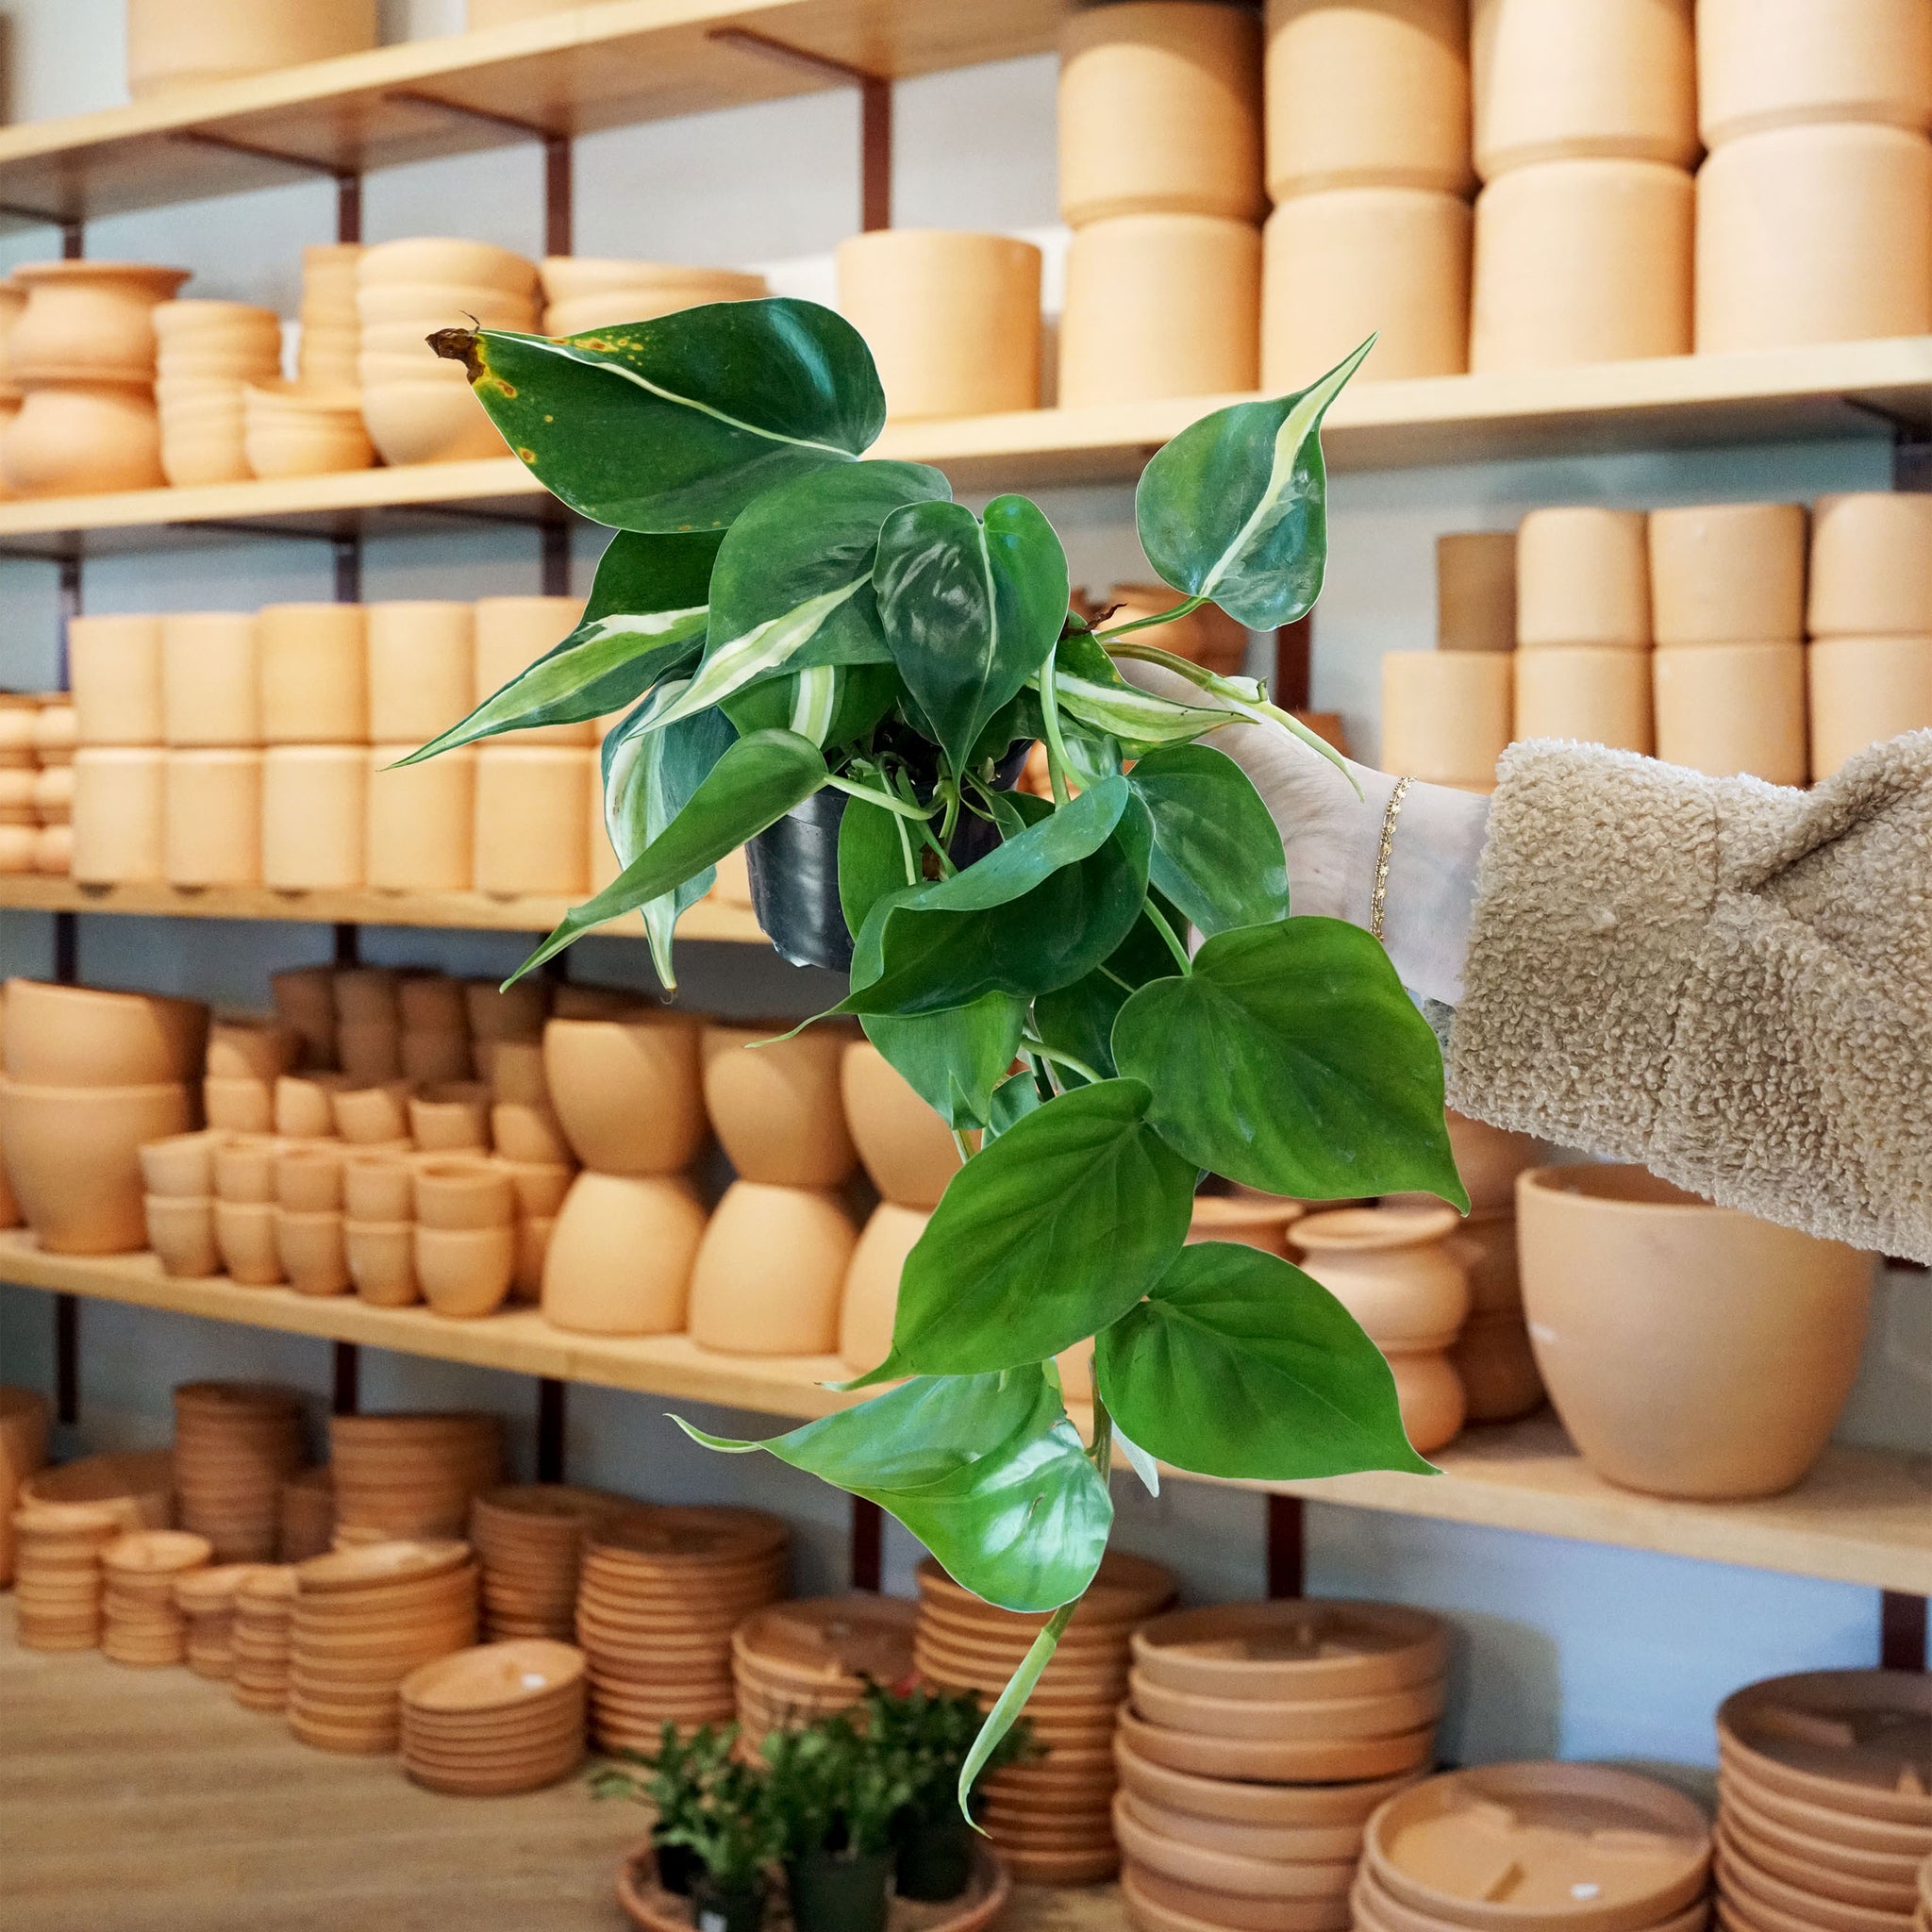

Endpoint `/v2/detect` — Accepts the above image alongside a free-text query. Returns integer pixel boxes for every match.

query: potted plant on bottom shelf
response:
[591,1724,747,1908]
[418,292,1470,1802]
[763,1714,908,1932]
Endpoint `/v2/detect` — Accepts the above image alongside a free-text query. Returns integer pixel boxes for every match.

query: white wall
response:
[0,2,1923,1794]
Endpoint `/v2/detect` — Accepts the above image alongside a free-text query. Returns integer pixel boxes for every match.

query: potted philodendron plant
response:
[418,298,1466,1806]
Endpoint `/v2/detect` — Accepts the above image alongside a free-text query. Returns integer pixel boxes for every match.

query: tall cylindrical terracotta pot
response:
[1517,1164,1875,1499]
[125,0,378,96]
[1513,648,1653,752]
[473,746,591,898]
[261,747,366,890]
[365,601,475,743]
[1808,493,1932,637]
[160,612,258,748]
[1807,637,1932,779]
[1652,641,1807,784]
[1515,507,1651,649]
[164,749,262,887]
[1379,651,1513,788]
[258,604,369,744]
[473,597,591,746]
[68,615,163,745]
[71,746,166,884]
[365,745,476,891]
[1646,503,1807,647]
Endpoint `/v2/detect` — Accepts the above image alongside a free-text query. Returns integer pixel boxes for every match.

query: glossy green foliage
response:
[1030,898,1180,1084]
[1127,743,1290,937]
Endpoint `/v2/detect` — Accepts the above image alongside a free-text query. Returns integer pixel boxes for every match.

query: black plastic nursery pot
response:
[652,1837,700,1898]
[892,1812,976,1904]
[787,1848,894,1932]
[689,1878,768,1932]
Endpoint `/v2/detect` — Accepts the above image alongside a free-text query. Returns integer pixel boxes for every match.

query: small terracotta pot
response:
[1379,652,1512,786]
[1515,507,1650,649]
[68,616,163,746]
[4,977,207,1086]
[33,706,76,769]
[512,1215,554,1304]
[1808,637,1932,779]
[363,601,475,744]
[276,1146,344,1213]
[365,743,477,892]
[396,976,465,1033]
[1188,1192,1307,1256]
[32,826,70,875]
[543,1013,705,1174]
[1697,123,1932,355]
[1652,641,1808,784]
[360,380,508,466]
[467,978,550,1041]
[214,1199,283,1286]
[139,1128,217,1198]
[1512,647,1653,752]
[331,1081,410,1144]
[1261,187,1470,388]
[1647,503,1807,647]
[71,747,166,883]
[146,1193,219,1278]
[207,1019,301,1083]
[203,1075,274,1134]
[0,382,165,496]
[261,747,365,890]
[1059,214,1261,408]
[415,1224,515,1319]
[687,1182,858,1357]
[346,1220,418,1307]
[839,1203,930,1373]
[473,598,592,747]
[274,1073,350,1139]
[413,1158,514,1231]
[473,747,591,897]
[1059,2,1265,225]
[335,1021,402,1084]
[1808,492,1932,636]
[701,1023,857,1187]
[1472,158,1693,371]
[400,1031,472,1085]
[125,0,377,97]
[487,1040,548,1106]
[1385,1351,1468,1455]
[1449,1308,1545,1423]
[341,1151,415,1223]
[212,1136,277,1205]
[158,613,258,748]
[1445,1111,1541,1215]
[1442,1206,1521,1316]
[491,1101,573,1165]
[500,1158,574,1218]
[0,826,33,874]
[408,1084,491,1153]
[540,1173,707,1335]
[258,604,369,745]
[358,239,538,295]
[1292,1204,1472,1348]
[8,261,191,384]
[277,1209,350,1297]
[165,749,263,886]
[1470,0,1697,181]
[1518,1164,1875,1498]
[840,1042,962,1210]
[243,388,375,479]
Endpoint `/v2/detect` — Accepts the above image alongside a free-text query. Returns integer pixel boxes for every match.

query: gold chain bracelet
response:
[1370,776,1412,943]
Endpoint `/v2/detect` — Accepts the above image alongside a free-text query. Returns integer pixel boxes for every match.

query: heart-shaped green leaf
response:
[1127,743,1289,937]
[1031,899,1181,1084]
[1048,631,1232,752]
[986,1070,1045,1140]
[1111,919,1468,1207]
[722,661,901,750]
[1096,1241,1435,1479]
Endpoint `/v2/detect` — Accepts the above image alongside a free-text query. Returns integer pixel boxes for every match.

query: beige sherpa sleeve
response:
[1444,729,1932,1264]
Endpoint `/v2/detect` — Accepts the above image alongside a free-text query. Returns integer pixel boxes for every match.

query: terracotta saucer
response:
[588,1505,788,1567]
[1130,1669,1446,1743]
[401,1639,583,1709]
[732,1595,916,1683]
[915,1597,1141,1650]
[1119,1790,1370,1864]
[1354,1869,1710,1932]
[1125,1863,1355,1932]
[298,1541,473,1593]
[1721,1814,1920,1912]
[1133,1602,1449,1704]
[1718,1673,1932,1829]
[404,1758,583,1797]
[916,1551,1174,1626]
[402,1707,585,1751]
[1721,1762,1932,1860]
[998,1845,1121,1886]
[1115,1793,1355,1900]
[1119,1708,1435,1785]
[1718,1840,1904,1932]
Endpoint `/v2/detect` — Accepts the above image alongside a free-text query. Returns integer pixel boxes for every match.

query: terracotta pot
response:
[1808,493,1932,636]
[1059,2,1265,225]
[1472,158,1693,370]
[414,1158,513,1231]
[501,1159,573,1218]
[243,386,375,479]
[473,747,591,897]
[1517,1164,1875,1498]
[1515,507,1651,649]
[400,1032,472,1085]
[540,1173,707,1334]
[1647,503,1807,647]
[164,749,262,886]
[1512,647,1653,751]
[492,1101,573,1165]
[257,604,368,744]
[397,976,465,1033]
[212,1136,277,1205]
[32,825,71,875]
[139,1128,217,1198]
[214,1199,282,1286]
[207,1019,300,1083]
[701,1023,857,1187]
[68,748,165,882]
[1652,640,1808,784]
[271,968,337,1068]
[365,744,476,893]
[360,380,508,466]
[261,747,365,890]
[145,1193,219,1278]
[364,602,475,744]
[4,977,207,1085]
[1261,188,1470,386]
[1060,214,1261,408]
[839,1202,929,1372]
[276,1146,344,1213]
[34,706,77,769]
[543,1013,705,1174]
[346,1220,419,1307]
[415,1224,516,1319]
[1101,585,1250,675]
[1470,0,1696,180]
[1384,1351,1468,1453]
[835,230,1041,421]
[512,1214,554,1303]
[467,978,550,1041]
[278,1209,350,1297]
[1449,1308,1544,1422]
[341,1150,415,1223]
[331,1081,410,1144]
[1696,124,1932,354]
[1189,1193,1307,1255]
[0,826,33,873]
[473,598,592,747]
[485,1040,546,1106]
[158,613,258,748]
[342,973,410,1032]
[1,382,165,496]
[358,239,539,296]
[275,1073,350,1138]
[1265,0,1471,198]
[203,1075,273,1133]
[0,1078,192,1254]
[687,1182,858,1356]
[1698,0,1932,146]
[408,1085,491,1153]
[1292,1204,1472,1347]
[1379,652,1513,785]
[125,0,376,95]
[839,1042,963,1209]
[1808,637,1932,779]
[8,262,191,384]
[68,615,163,745]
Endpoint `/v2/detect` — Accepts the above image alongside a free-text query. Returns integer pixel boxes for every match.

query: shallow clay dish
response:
[1119,1707,1435,1785]
[1124,1865,1353,1932]
[1129,1668,1446,1742]
[917,1550,1174,1626]
[1133,1600,1449,1702]
[1718,1840,1904,1932]
[1719,1673,1932,1829]
[1722,1776,1928,1872]
[401,1638,585,1711]
[1720,1819,1919,1914]
[1115,1733,1424,1826]
[1114,1791,1357,1899]
[1119,1790,1371,1863]
[1355,1872,1709,1932]
[297,1540,472,1593]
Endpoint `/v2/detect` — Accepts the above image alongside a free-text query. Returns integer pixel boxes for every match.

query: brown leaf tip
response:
[428,327,484,380]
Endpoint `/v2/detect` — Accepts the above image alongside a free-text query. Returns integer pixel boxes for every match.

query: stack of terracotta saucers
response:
[1717,1671,1932,1932]
[1918,1857,1930,1932]
[231,1565,299,1712]
[176,1563,273,1677]
[173,1381,307,1561]
[1117,1600,1448,1930]
[10,1500,127,1650]
[101,1529,211,1666]
[914,1551,1176,1885]
[733,1595,918,1747]
[23,1447,174,1528]
[288,1540,479,1755]
[280,1466,334,1561]
[575,1506,789,1752]
[399,1639,589,1795]
[1356,1764,1712,1932]
[469,1484,612,1642]
[328,1412,504,1540]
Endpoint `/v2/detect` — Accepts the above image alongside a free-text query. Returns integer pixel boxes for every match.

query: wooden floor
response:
[0,1599,1122,1932]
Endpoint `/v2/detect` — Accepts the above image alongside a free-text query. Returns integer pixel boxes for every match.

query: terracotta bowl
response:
[0,1077,193,1253]
[416,1224,516,1319]
[360,380,508,466]
[346,1218,421,1305]
[138,1127,219,1199]
[4,976,207,1086]
[358,239,539,294]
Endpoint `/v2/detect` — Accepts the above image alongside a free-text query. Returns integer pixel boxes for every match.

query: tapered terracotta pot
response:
[1059,2,1264,224]
[1261,188,1470,386]
[1808,637,1932,778]
[1470,0,1697,180]
[687,1182,858,1357]
[473,597,591,746]
[1513,648,1653,752]
[365,602,475,743]
[543,1012,705,1174]
[400,1030,471,1085]
[1471,158,1693,371]
[416,1224,516,1319]
[334,1023,402,1086]
[836,231,1041,420]
[540,1173,707,1335]
[164,749,262,886]
[332,1081,410,1144]
[0,1078,192,1254]
[125,0,377,95]
[207,1019,299,1083]
[271,968,338,1071]
[473,746,591,897]
[840,1041,964,1210]
[71,747,166,884]
[1,382,166,496]
[274,1073,349,1138]
[701,1023,858,1187]
[341,1150,413,1223]
[214,1199,282,1286]
[1265,0,1472,198]
[68,615,163,745]
[1652,641,1807,784]
[8,262,191,384]
[261,747,365,890]
[839,1203,930,1374]
[346,1220,418,1307]
[258,604,368,744]
[203,1075,272,1133]
[1379,652,1512,787]
[1647,503,1807,647]
[4,978,206,1085]
[1515,508,1651,649]
[212,1136,276,1205]
[408,1084,491,1153]
[139,1128,217,1197]
[275,1145,343,1213]
[1517,1164,1875,1498]
[1696,125,1932,354]
[365,745,475,892]
[1060,214,1261,408]
[278,1209,351,1297]
[146,1193,220,1279]
[1809,493,1932,636]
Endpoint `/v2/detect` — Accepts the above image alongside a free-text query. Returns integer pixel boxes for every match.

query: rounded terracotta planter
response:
[1,382,166,496]
[164,749,263,886]
[1512,647,1654,752]
[1449,1308,1544,1423]
[262,747,365,890]
[8,262,191,384]
[1647,503,1807,647]
[1652,640,1808,785]
[414,1157,514,1232]
[365,744,476,893]
[839,1202,930,1373]
[214,1199,282,1287]
[1807,637,1932,779]
[346,1220,419,1307]
[257,604,369,744]
[408,1084,491,1153]
[543,1012,705,1174]
[1696,125,1932,354]
[1060,214,1261,408]
[473,747,591,898]
[1058,1,1265,225]
[1809,493,1932,636]
[835,230,1041,421]
[203,1075,273,1134]
[341,1150,415,1223]
[415,1224,516,1319]
[139,1128,217,1198]
[5,977,206,1086]
[365,602,475,743]
[71,747,167,884]
[278,1209,351,1298]
[359,380,509,467]
[1515,507,1651,649]
[687,1182,858,1356]
[1444,1111,1541,1215]
[1517,1164,1876,1498]
[1292,1204,1472,1348]
[1470,0,1697,180]
[1471,158,1693,371]
[473,598,591,746]
[159,612,259,749]
[146,1193,220,1279]
[1261,187,1470,387]
[840,1041,964,1209]
[1379,652,1513,787]
[540,1172,707,1335]
[0,1078,192,1255]
[701,1023,857,1187]
[1265,0,1472,199]
[125,0,377,96]
[68,615,163,746]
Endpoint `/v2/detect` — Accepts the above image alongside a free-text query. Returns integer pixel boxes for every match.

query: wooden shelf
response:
[8,1233,1930,1595]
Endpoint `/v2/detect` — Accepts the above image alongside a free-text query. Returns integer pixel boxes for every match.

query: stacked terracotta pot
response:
[1807,495,1932,781]
[732,1594,918,1748]
[1119,1600,1448,1930]
[1380,532,1514,788]
[288,1539,480,1754]
[100,1529,211,1666]
[1261,0,1474,385]
[178,1560,272,1676]
[470,1484,611,1642]
[1469,0,1697,371]
[0,694,76,878]
[0,1387,51,1587]
[575,1505,789,1751]
[1716,1670,1932,1932]
[539,257,768,338]
[1356,1763,1711,1932]
[280,1466,336,1562]
[296,244,362,391]
[1056,2,1263,407]
[0,276,23,484]
[68,615,166,886]
[22,1446,175,1527]
[1438,1113,1543,1425]
[400,1639,589,1794]
[172,1381,307,1560]
[915,1552,1176,1884]
[125,0,377,97]
[11,1500,130,1650]
[231,1564,299,1710]
[153,300,283,488]
[327,1412,504,1541]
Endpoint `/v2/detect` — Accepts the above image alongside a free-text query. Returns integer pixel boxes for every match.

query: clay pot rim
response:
[1519,1164,1709,1214]
[1292,1203,1464,1252]
[12,261,191,292]
[0,1074,194,1102]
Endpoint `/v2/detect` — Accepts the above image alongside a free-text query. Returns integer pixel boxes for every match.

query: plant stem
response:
[823,773,934,821]
[951,1127,974,1165]
[1020,1033,1102,1086]
[892,808,917,888]
[1090,1394,1116,1481]
[1036,644,1074,808]
[1143,899,1192,974]
[1092,595,1207,642]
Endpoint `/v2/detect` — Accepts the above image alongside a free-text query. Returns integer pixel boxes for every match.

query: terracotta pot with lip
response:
[1808,636,1932,779]
[1292,1205,1472,1347]
[415,1224,516,1319]
[540,1173,707,1335]
[1379,652,1512,788]
[1809,493,1932,637]
[687,1182,858,1357]
[139,1128,218,1199]
[413,1158,514,1232]
[1647,503,1807,648]
[8,262,191,384]
[408,1084,491,1153]
[214,1198,282,1286]
[1188,1192,1307,1256]
[838,1202,931,1372]
[701,1022,857,1187]
[1652,641,1808,784]
[1513,648,1653,752]
[474,746,591,897]
[261,747,365,890]
[125,0,377,96]
[145,1194,220,1278]
[1515,508,1651,650]
[258,604,369,745]
[67,615,163,746]
[277,1209,350,1297]
[346,1220,418,1307]
[4,977,207,1086]
[543,1012,705,1174]
[165,748,263,886]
